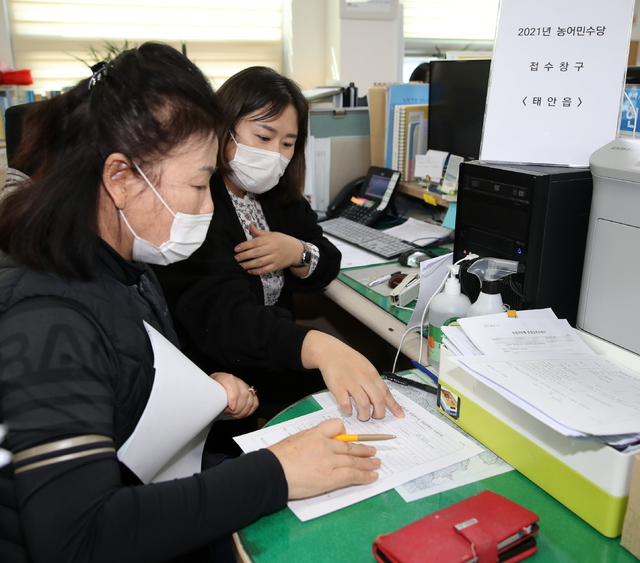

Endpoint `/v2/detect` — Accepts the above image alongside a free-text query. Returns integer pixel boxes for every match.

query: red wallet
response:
[372,490,539,563]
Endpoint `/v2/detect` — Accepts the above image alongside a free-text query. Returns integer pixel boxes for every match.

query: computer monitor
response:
[427,59,491,160]
[625,66,640,85]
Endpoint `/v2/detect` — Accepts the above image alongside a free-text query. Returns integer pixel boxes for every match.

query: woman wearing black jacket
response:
[154,67,404,422]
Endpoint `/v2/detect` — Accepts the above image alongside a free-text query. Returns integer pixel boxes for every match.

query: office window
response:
[7,0,283,95]
[401,0,499,55]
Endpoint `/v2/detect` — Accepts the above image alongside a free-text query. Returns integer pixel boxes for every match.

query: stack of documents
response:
[442,309,640,450]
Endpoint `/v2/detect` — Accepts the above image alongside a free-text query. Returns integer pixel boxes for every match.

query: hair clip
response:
[88,61,108,91]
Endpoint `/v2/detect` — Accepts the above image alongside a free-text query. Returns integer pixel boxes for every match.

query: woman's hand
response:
[210,372,259,419]
[268,418,380,499]
[301,331,405,421]
[234,223,308,275]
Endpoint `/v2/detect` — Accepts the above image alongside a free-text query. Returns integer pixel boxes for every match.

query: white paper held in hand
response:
[117,323,228,483]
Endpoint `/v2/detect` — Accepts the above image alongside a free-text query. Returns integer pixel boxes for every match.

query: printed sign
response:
[480,0,635,166]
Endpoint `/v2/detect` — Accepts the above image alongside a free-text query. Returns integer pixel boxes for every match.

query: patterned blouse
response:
[227,188,319,305]
[1,167,31,202]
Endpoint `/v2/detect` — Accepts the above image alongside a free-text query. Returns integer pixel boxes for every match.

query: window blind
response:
[401,0,499,53]
[8,0,283,94]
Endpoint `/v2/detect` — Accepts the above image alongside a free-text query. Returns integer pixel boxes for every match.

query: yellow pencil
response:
[333,434,396,442]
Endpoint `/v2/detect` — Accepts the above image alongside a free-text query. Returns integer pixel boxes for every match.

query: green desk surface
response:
[336,246,452,327]
[337,268,413,325]
[236,387,638,563]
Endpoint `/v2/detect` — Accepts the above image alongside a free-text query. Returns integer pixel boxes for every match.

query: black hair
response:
[0,42,221,279]
[215,66,308,202]
[409,62,431,83]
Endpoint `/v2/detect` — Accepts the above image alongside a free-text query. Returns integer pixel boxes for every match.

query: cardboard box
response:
[437,331,640,538]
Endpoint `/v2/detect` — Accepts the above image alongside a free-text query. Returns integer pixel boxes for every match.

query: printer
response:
[577,137,640,358]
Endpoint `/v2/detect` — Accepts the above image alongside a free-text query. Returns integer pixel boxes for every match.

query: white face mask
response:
[119,163,213,265]
[227,132,290,194]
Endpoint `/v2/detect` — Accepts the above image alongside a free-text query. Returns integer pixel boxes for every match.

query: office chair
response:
[5,101,39,169]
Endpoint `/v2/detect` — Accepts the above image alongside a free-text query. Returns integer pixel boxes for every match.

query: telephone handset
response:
[326,166,401,226]
[326,176,365,216]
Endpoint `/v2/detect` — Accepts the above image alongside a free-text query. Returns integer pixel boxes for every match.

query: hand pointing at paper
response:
[301,330,405,421]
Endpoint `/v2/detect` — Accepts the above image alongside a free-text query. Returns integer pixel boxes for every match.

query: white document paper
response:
[326,235,390,268]
[0,425,10,468]
[441,326,484,356]
[414,150,448,182]
[234,391,483,521]
[450,356,590,437]
[383,217,453,247]
[304,136,331,213]
[117,323,228,484]
[408,253,453,328]
[440,154,464,195]
[456,309,594,357]
[312,390,512,504]
[397,450,513,502]
[455,354,640,436]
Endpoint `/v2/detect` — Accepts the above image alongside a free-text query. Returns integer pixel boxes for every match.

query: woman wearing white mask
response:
[154,67,404,440]
[0,46,382,563]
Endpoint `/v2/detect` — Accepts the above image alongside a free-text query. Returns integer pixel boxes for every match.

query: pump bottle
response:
[466,257,525,317]
[427,264,471,373]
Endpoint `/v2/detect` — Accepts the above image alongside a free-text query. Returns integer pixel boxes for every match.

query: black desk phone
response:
[326,166,401,226]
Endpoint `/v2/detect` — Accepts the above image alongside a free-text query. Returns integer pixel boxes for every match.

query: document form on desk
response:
[440,326,483,357]
[455,308,594,356]
[234,391,482,521]
[455,354,640,437]
[442,309,579,357]
[444,309,640,438]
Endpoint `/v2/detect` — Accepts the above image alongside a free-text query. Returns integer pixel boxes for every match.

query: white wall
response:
[632,0,640,64]
[335,1,403,93]
[290,0,327,90]
[0,0,15,69]
[289,0,402,93]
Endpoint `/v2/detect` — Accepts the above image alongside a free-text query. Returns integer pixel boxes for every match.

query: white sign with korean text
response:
[480,0,635,166]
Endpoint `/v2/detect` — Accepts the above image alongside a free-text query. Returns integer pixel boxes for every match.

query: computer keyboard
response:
[321,217,418,259]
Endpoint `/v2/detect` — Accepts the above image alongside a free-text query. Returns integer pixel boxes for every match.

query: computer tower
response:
[454,161,593,326]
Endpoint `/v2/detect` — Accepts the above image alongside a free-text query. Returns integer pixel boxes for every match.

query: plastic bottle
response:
[427,265,471,373]
[466,281,505,317]
[466,258,524,317]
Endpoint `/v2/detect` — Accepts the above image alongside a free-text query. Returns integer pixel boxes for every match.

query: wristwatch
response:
[292,242,312,268]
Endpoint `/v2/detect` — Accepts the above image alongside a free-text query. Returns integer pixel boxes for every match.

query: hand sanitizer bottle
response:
[427,265,471,373]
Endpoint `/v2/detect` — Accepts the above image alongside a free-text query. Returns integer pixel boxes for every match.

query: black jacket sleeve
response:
[153,174,341,374]
[16,447,286,563]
